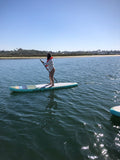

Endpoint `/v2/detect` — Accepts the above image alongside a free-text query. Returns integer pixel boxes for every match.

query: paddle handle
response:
[40,59,49,72]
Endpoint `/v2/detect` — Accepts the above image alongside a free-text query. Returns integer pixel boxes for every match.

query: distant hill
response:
[0,48,120,57]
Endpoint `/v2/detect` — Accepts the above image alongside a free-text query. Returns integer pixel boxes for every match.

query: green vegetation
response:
[0,48,120,58]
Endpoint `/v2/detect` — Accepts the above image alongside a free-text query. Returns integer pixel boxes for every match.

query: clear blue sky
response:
[0,0,120,51]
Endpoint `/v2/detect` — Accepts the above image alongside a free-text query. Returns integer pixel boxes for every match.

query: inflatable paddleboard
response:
[9,82,78,93]
[110,106,120,117]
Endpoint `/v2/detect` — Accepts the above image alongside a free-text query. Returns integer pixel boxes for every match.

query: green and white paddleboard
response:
[110,106,120,117]
[9,82,78,92]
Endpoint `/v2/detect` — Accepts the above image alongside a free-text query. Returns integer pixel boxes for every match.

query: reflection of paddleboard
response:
[9,82,78,93]
[110,106,120,117]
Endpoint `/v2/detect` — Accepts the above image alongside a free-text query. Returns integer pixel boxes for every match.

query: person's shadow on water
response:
[46,90,57,114]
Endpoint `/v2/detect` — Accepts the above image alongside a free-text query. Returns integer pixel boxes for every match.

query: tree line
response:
[0,48,120,57]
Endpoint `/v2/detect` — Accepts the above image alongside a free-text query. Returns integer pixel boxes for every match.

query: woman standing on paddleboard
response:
[41,53,55,86]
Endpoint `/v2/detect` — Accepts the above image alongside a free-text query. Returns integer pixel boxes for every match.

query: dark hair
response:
[47,53,52,60]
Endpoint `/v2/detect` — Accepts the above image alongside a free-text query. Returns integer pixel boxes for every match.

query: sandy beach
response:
[0,55,120,59]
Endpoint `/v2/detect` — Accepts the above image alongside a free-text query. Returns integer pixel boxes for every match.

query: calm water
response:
[0,56,120,160]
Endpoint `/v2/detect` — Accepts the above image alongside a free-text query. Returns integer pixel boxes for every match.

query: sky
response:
[0,0,120,51]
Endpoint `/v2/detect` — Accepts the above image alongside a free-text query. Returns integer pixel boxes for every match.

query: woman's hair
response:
[47,53,52,60]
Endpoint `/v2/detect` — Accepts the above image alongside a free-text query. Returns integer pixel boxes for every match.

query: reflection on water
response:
[110,115,120,158]
[111,115,120,127]
[46,91,57,114]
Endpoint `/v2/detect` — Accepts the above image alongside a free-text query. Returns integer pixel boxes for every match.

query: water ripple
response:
[1,57,120,159]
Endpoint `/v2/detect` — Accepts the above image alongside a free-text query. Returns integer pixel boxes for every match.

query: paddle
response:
[40,59,57,83]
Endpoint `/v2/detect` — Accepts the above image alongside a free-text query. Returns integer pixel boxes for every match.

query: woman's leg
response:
[49,73,52,85]
[52,68,55,86]
[49,68,55,86]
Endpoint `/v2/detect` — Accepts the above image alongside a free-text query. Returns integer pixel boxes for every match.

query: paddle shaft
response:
[40,59,57,82]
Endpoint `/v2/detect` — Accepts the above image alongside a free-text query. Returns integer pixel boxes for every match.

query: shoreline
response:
[0,54,120,59]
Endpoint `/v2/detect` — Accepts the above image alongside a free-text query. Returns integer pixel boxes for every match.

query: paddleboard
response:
[9,82,78,92]
[110,106,120,117]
